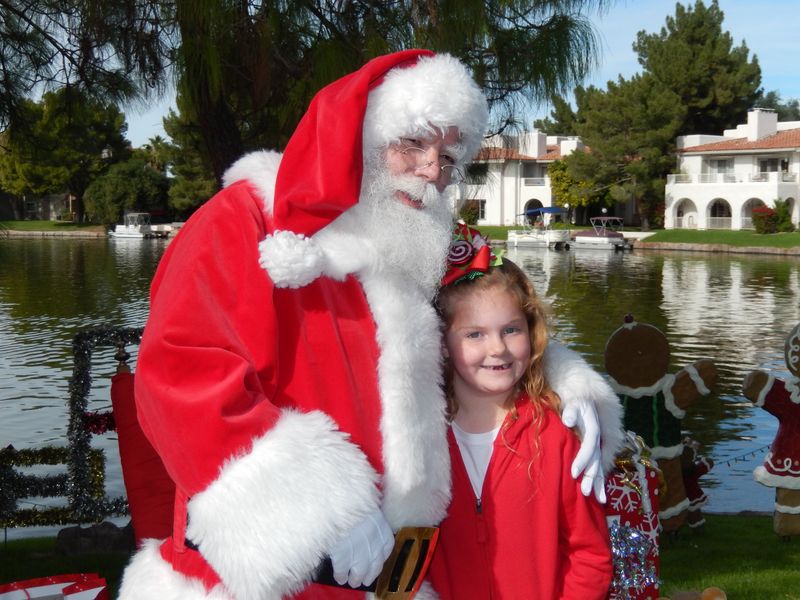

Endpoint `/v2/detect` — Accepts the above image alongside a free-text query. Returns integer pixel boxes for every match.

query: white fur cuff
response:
[186,409,381,600]
[259,230,326,288]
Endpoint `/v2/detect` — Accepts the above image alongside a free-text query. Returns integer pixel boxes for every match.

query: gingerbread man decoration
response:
[680,438,714,532]
[742,321,800,538]
[605,314,717,533]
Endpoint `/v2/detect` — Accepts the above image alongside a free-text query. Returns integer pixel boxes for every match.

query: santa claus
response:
[118,50,623,600]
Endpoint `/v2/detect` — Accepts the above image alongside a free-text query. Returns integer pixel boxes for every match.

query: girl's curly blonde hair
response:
[436,257,560,419]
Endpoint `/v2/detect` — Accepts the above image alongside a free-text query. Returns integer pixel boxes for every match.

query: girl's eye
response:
[504,327,521,335]
[466,331,482,339]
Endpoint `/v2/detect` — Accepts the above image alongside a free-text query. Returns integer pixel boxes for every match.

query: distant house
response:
[664,108,800,230]
[0,192,73,221]
[454,130,586,226]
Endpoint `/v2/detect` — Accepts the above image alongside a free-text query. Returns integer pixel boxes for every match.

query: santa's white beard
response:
[358,166,453,294]
[323,163,453,296]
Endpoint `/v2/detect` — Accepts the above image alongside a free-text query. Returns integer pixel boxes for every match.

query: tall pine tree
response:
[633,0,761,135]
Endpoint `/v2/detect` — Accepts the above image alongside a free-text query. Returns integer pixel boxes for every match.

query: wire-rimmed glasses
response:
[396,139,465,185]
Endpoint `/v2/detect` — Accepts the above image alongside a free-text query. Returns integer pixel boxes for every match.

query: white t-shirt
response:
[451,422,501,499]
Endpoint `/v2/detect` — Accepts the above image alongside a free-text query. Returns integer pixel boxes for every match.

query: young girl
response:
[427,225,612,599]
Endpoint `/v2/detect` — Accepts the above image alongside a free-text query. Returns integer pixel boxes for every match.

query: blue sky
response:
[125,0,800,147]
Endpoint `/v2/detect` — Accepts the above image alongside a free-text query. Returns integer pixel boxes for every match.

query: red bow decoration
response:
[441,223,502,286]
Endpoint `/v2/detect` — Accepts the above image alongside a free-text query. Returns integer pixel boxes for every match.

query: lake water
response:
[1,237,798,539]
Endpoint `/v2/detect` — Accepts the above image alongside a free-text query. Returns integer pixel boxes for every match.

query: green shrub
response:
[459,200,480,225]
[773,199,795,232]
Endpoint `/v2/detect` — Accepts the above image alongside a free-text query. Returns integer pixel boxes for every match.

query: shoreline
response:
[633,240,800,256]
[6,229,800,255]
[3,228,106,238]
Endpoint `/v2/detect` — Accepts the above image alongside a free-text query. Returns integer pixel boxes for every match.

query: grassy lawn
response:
[1,220,105,233]
[659,514,800,599]
[643,228,800,248]
[2,514,798,599]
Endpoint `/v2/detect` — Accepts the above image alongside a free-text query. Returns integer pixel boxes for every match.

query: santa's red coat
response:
[118,151,623,600]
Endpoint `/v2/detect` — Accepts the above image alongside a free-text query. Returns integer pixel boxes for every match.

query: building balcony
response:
[667,172,799,185]
[522,177,549,186]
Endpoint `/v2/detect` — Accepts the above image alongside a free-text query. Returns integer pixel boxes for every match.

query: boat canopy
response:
[519,206,568,217]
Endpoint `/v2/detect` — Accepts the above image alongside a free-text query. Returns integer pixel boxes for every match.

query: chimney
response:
[747,108,777,141]
[518,129,547,157]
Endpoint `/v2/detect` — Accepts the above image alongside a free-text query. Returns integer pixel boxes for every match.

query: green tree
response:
[83,157,169,225]
[154,0,615,185]
[566,74,685,229]
[0,87,130,221]
[548,159,600,209]
[633,0,761,135]
[534,94,581,135]
[160,103,216,214]
[0,0,169,132]
[757,92,800,121]
[3,1,614,192]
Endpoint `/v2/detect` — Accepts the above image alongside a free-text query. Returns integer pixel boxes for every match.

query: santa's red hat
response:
[250,50,488,288]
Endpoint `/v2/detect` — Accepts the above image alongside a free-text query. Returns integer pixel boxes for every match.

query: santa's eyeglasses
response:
[395,139,465,185]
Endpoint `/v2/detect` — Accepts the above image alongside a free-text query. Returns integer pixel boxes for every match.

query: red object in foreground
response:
[111,370,175,545]
[0,573,107,599]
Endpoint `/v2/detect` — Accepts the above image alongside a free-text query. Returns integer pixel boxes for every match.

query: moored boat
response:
[507,206,571,249]
[572,216,632,251]
[108,213,170,239]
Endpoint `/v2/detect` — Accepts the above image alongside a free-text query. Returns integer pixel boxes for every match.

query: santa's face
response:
[384,126,463,200]
[327,130,462,295]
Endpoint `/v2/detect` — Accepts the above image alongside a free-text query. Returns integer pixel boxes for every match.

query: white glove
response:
[561,398,606,503]
[329,508,394,588]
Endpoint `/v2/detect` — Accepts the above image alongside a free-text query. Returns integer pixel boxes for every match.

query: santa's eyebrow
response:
[443,141,466,160]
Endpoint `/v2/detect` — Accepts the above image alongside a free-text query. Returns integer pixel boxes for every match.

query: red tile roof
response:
[680,127,800,153]
[474,145,561,161]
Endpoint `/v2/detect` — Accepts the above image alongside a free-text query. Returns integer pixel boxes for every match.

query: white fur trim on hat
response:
[363,53,488,163]
[222,150,281,217]
[258,231,326,288]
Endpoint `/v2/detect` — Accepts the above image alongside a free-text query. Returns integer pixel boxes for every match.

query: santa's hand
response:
[562,398,605,503]
[329,508,394,588]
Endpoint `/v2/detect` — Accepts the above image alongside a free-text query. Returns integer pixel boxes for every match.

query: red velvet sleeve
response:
[135,183,282,497]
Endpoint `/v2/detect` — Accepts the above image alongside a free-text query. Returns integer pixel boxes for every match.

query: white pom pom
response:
[259,231,325,288]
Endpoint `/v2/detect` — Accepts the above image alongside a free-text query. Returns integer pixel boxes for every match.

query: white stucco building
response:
[455,130,584,226]
[665,108,800,230]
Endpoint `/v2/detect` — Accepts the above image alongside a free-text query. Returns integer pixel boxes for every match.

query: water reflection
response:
[1,240,797,539]
[507,246,799,514]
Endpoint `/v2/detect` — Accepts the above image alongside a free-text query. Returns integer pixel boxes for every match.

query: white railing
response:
[708,217,732,229]
[523,177,547,186]
[669,171,800,184]
[674,217,699,230]
[668,174,691,184]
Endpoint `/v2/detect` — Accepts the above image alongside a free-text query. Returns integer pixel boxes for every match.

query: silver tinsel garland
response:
[608,520,660,599]
[1,326,142,528]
